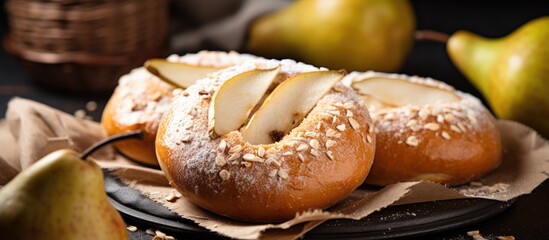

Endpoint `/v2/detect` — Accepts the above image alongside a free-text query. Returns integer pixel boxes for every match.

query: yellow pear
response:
[0,131,143,239]
[447,17,549,137]
[247,0,415,72]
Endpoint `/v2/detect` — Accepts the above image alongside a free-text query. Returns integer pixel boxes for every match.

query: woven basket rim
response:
[3,35,167,66]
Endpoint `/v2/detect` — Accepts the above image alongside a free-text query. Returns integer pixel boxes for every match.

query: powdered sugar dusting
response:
[158,61,375,214]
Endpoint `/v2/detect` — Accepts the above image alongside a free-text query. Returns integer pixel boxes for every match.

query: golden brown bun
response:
[101,51,259,166]
[345,72,502,186]
[101,68,174,166]
[156,60,376,222]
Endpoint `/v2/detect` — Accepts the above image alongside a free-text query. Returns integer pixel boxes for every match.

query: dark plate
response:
[104,172,514,239]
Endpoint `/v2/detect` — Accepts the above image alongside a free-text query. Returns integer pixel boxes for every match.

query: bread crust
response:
[100,51,259,165]
[156,60,376,222]
[345,72,502,186]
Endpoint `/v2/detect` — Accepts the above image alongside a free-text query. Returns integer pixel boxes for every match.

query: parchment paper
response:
[1,98,548,239]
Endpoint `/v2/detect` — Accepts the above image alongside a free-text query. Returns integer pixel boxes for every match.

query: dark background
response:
[0,1,548,239]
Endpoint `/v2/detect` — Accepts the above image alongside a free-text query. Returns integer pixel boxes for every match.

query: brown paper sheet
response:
[1,98,548,240]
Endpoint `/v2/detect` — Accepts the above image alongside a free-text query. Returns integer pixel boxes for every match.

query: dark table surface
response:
[1,1,548,239]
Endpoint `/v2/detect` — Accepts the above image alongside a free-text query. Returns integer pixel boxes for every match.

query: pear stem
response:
[80,130,144,160]
[415,30,450,44]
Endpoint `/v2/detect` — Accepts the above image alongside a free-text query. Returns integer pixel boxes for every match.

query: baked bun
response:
[101,51,258,166]
[345,71,502,186]
[156,59,376,222]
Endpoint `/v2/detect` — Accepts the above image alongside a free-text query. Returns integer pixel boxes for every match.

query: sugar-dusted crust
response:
[156,59,375,222]
[101,51,260,166]
[344,71,502,186]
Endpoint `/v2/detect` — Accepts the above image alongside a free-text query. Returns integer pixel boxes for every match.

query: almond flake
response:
[366,135,372,144]
[450,125,461,133]
[316,122,322,130]
[278,169,289,179]
[437,115,444,123]
[332,116,337,123]
[243,154,256,161]
[257,147,265,158]
[229,145,243,153]
[310,149,320,157]
[326,151,334,160]
[457,122,467,132]
[348,118,360,129]
[383,112,395,120]
[305,131,318,138]
[406,119,418,127]
[334,102,344,107]
[269,169,278,177]
[266,158,282,167]
[297,143,309,151]
[405,136,419,147]
[328,110,340,116]
[320,112,333,119]
[218,140,227,152]
[468,111,478,125]
[298,153,305,162]
[215,156,227,166]
[244,154,264,163]
[336,124,346,131]
[228,153,241,161]
[343,101,354,109]
[424,123,440,131]
[219,170,230,180]
[333,133,342,138]
[309,139,320,149]
[419,108,431,120]
[346,110,354,117]
[283,151,293,156]
[444,113,455,122]
[405,109,417,118]
[442,131,451,139]
[326,140,336,148]
[287,140,299,147]
[326,129,337,137]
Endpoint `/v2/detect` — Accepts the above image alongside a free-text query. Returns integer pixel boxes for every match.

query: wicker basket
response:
[4,0,168,94]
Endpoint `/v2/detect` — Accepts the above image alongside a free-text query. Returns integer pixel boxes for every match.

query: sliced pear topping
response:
[242,70,345,145]
[208,66,281,139]
[351,77,460,109]
[145,59,223,88]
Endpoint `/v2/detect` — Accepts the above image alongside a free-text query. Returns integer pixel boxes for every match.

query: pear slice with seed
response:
[352,77,460,108]
[242,70,345,145]
[145,59,223,88]
[208,66,281,139]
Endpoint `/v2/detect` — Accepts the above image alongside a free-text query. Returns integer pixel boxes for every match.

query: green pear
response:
[447,17,549,137]
[247,0,415,72]
[0,149,128,240]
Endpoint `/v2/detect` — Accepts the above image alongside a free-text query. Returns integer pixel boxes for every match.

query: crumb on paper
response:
[497,236,516,240]
[146,228,156,236]
[458,182,510,197]
[126,225,137,232]
[467,230,487,240]
[86,101,98,112]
